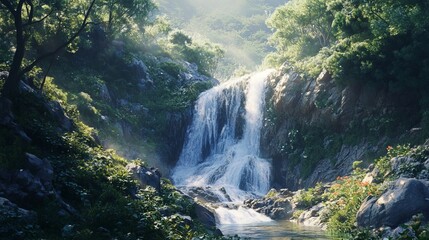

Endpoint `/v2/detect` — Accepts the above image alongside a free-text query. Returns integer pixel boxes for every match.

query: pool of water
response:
[219,220,332,240]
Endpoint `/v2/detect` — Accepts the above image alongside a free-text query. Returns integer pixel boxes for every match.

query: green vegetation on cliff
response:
[267,0,429,109]
[0,0,223,238]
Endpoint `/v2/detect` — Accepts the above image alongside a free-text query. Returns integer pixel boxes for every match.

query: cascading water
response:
[172,70,274,224]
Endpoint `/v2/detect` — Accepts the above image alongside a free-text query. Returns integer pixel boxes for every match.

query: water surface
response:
[219,220,331,240]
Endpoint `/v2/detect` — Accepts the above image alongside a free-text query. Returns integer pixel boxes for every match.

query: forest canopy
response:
[266,0,429,102]
[0,0,224,98]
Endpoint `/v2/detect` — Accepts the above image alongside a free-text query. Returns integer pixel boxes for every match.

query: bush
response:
[324,173,380,236]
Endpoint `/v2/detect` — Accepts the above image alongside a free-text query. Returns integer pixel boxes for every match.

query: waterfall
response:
[172,70,274,203]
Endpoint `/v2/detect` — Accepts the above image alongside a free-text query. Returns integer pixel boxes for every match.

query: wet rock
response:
[297,203,326,229]
[186,186,223,203]
[356,178,429,228]
[173,214,194,228]
[244,190,294,220]
[193,202,216,228]
[164,107,193,165]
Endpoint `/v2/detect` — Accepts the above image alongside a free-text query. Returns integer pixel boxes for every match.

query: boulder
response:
[0,153,55,208]
[0,197,39,238]
[356,178,429,228]
[127,163,161,192]
[297,203,326,229]
[98,83,111,102]
[131,59,153,90]
[244,192,294,220]
[46,101,73,131]
[193,202,216,228]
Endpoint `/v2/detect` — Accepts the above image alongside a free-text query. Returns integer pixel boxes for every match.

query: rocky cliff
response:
[261,65,422,190]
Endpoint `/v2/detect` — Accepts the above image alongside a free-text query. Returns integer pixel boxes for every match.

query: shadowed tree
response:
[0,0,96,98]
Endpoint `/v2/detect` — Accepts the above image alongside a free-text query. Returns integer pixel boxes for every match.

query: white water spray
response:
[172,70,274,224]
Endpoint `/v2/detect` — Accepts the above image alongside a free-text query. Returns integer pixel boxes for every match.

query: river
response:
[219,220,331,239]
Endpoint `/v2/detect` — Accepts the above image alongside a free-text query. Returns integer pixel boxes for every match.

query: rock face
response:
[0,197,39,238]
[261,65,413,190]
[164,107,193,165]
[356,178,429,228]
[0,153,54,208]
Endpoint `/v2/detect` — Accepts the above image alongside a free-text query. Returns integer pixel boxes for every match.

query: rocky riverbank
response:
[243,143,429,238]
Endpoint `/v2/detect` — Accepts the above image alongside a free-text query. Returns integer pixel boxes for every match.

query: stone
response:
[61,224,75,238]
[244,194,293,220]
[0,71,8,80]
[127,163,161,192]
[98,83,111,102]
[390,156,421,177]
[0,154,55,208]
[297,203,326,229]
[362,173,375,184]
[46,101,73,131]
[0,97,32,142]
[356,178,429,228]
[0,197,39,238]
[424,158,429,169]
[131,59,153,90]
[193,202,216,228]
[25,153,53,189]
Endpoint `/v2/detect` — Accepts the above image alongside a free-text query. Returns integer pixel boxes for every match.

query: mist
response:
[154,0,284,79]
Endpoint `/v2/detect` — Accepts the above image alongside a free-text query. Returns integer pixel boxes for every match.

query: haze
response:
[155,0,284,79]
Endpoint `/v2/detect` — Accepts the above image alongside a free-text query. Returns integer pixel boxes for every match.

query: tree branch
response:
[23,4,54,27]
[20,0,96,75]
[24,0,33,25]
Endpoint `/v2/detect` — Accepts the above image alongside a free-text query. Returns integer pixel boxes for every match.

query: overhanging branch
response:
[20,0,96,76]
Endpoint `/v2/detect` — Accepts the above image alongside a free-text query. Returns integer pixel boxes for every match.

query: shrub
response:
[324,173,380,236]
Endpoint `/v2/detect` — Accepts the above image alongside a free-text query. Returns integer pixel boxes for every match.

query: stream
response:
[219,220,330,239]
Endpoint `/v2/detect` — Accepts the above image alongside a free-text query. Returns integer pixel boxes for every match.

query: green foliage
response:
[324,173,380,236]
[375,144,412,180]
[94,0,156,38]
[1,82,218,238]
[156,0,284,78]
[266,0,429,114]
[0,128,28,169]
[294,183,326,209]
[165,31,225,77]
[267,0,334,66]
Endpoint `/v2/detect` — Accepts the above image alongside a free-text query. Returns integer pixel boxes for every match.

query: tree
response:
[96,0,156,38]
[266,0,335,65]
[0,0,96,98]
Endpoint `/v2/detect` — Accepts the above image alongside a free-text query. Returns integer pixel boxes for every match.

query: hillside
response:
[155,0,284,79]
[2,0,429,239]
[0,0,221,238]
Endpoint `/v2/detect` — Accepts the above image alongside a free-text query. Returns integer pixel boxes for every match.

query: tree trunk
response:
[1,0,26,99]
